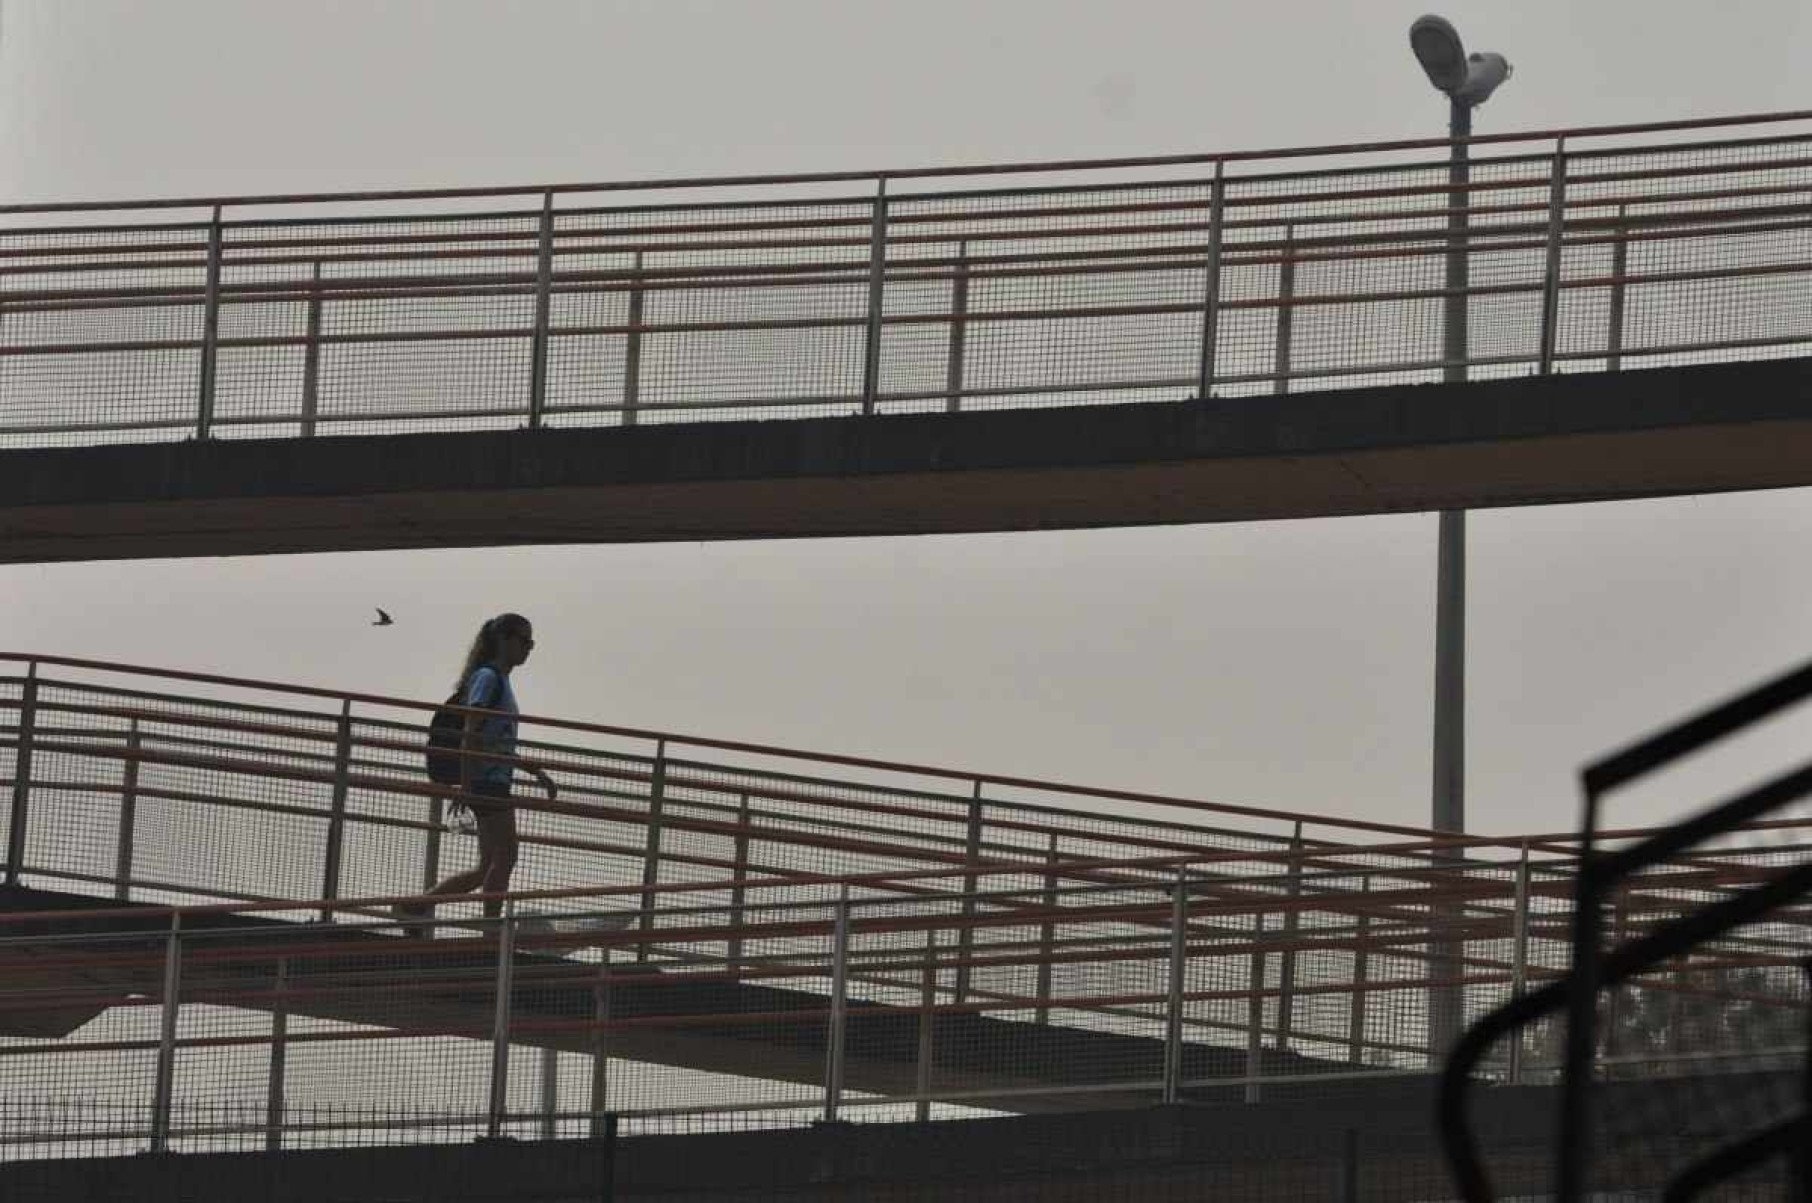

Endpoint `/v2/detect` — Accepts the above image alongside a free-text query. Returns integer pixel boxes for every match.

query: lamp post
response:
[1408,15,1511,840]
[1409,14,1511,1061]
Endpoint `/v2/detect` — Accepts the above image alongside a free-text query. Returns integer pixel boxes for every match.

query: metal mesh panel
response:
[7,120,1812,449]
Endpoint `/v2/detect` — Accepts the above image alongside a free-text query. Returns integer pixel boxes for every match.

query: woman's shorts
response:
[467,778,513,815]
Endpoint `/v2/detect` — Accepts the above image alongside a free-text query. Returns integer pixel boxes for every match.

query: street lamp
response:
[1409,14,1511,1064]
[1409,15,1511,841]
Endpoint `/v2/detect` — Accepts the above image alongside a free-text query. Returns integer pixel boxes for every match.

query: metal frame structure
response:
[2,110,1812,446]
[1441,656,1812,1201]
[5,652,1810,1162]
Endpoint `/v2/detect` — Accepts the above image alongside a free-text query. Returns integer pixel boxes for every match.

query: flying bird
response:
[372,608,394,627]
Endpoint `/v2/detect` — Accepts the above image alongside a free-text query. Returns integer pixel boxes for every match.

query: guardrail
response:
[1,651,1468,920]
[4,848,1804,1160]
[3,110,1812,447]
[6,653,1812,1161]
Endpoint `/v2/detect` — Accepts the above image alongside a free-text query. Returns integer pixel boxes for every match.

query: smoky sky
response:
[4,0,1812,839]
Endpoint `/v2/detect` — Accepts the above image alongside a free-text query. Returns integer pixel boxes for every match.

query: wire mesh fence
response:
[5,113,1812,449]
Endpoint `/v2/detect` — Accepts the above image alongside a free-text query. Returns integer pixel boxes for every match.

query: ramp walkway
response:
[5,652,1806,1156]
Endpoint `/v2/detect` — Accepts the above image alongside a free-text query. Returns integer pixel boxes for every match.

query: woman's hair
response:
[455,612,531,691]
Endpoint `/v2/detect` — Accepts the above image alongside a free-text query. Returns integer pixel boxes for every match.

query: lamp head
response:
[1410,15,1512,107]
[1410,15,1467,93]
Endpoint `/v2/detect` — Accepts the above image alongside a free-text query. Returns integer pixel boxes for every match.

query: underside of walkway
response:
[6,356,1812,563]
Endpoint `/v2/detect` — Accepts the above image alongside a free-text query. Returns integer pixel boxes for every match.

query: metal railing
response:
[4,110,1812,448]
[6,652,1812,1161]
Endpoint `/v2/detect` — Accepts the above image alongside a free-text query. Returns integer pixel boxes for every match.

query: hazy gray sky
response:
[4,0,1812,839]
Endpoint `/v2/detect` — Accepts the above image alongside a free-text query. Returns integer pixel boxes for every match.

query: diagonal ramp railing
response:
[4,109,1812,448]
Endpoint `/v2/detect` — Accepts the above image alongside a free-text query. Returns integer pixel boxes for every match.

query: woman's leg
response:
[422,795,494,902]
[476,806,519,918]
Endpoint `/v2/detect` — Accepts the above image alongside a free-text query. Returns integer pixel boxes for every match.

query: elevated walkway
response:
[7,109,1812,561]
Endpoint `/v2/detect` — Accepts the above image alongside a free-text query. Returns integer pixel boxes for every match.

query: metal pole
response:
[944,240,969,413]
[115,718,141,901]
[540,1046,559,1141]
[622,251,644,427]
[1162,872,1188,1105]
[1273,224,1297,395]
[1507,843,1532,1085]
[588,964,612,1139]
[265,956,288,1152]
[150,911,182,1153]
[1433,98,1471,839]
[528,190,555,428]
[1034,832,1058,1025]
[318,700,353,922]
[1429,97,1472,1064]
[1537,139,1570,377]
[1276,824,1304,1049]
[1245,908,1267,1103]
[5,662,38,885]
[1606,204,1628,372]
[487,901,517,1140]
[1196,161,1227,398]
[636,741,667,962]
[1347,875,1372,1067]
[196,206,224,439]
[860,178,888,416]
[955,784,984,1005]
[915,926,938,1122]
[823,886,852,1122]
[299,260,322,437]
[728,792,751,976]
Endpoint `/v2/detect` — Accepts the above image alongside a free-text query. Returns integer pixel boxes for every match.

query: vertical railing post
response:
[636,740,667,962]
[114,717,141,901]
[1245,903,1268,1104]
[318,700,353,922]
[622,250,644,427]
[264,956,288,1152]
[1347,874,1372,1068]
[5,662,39,886]
[487,901,518,1140]
[860,177,889,416]
[1033,832,1058,1025]
[1537,138,1570,376]
[914,926,938,1122]
[1273,224,1297,395]
[588,962,613,1139]
[1606,204,1629,372]
[528,190,555,429]
[944,240,970,413]
[196,206,224,439]
[1507,844,1532,1085]
[1603,885,1630,1067]
[299,260,322,437]
[728,792,751,976]
[194,206,224,442]
[540,1046,560,1141]
[1162,871,1189,1105]
[1276,823,1304,1050]
[149,911,183,1154]
[955,783,984,1004]
[1196,161,1227,399]
[823,886,852,1123]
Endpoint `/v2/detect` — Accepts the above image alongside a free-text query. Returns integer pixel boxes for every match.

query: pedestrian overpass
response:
[4,109,1812,561]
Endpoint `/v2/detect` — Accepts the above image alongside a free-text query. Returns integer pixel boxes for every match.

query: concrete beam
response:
[4,356,1812,563]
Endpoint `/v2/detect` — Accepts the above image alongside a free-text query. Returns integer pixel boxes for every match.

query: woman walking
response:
[404,612,556,927]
